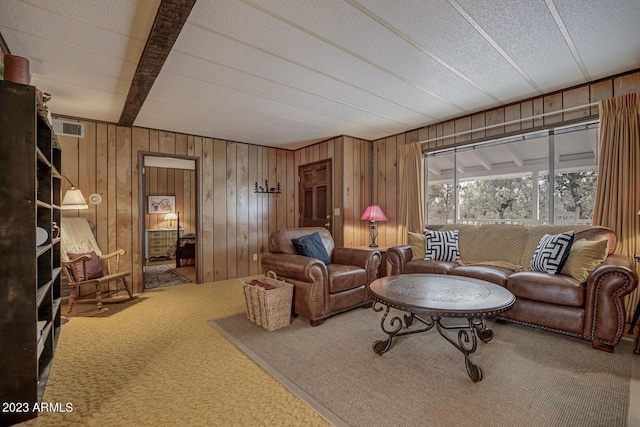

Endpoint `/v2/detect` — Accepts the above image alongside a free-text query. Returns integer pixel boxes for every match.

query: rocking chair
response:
[60,217,134,313]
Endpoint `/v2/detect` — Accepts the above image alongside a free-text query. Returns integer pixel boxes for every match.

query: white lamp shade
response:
[61,187,88,210]
[164,213,178,221]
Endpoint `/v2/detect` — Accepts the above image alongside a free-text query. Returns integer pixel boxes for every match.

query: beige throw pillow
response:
[408,232,425,260]
[560,238,609,283]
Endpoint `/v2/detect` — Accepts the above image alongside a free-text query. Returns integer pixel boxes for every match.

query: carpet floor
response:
[144,264,191,289]
[22,277,327,427]
[210,308,637,427]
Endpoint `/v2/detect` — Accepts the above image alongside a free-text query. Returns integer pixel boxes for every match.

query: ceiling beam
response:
[506,146,524,167]
[118,0,197,127]
[471,151,493,170]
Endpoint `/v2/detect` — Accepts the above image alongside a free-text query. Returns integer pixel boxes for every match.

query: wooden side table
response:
[633,254,640,355]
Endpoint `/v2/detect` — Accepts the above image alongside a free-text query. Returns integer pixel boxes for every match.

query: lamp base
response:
[368,221,379,248]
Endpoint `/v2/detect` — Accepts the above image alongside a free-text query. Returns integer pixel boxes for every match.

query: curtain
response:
[593,92,640,321]
[398,141,424,244]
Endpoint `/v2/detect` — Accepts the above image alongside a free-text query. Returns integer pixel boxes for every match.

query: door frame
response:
[138,151,202,287]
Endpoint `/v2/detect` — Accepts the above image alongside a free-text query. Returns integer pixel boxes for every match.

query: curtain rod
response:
[420,102,598,145]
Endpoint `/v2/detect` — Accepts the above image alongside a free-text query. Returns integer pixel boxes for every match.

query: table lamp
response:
[360,205,388,247]
[164,212,178,228]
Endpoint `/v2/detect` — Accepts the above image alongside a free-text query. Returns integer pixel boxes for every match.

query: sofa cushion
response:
[507,271,584,307]
[448,265,513,287]
[560,238,609,283]
[327,264,367,293]
[530,232,574,274]
[408,231,425,260]
[404,259,458,275]
[424,229,460,261]
[447,224,528,267]
[291,232,331,265]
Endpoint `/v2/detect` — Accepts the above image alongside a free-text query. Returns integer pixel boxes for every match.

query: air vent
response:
[52,119,85,138]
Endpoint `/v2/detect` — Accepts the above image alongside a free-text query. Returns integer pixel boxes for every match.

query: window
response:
[425,122,598,226]
[426,152,456,224]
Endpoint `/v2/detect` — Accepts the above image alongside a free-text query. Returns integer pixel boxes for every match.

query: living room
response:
[1,1,640,426]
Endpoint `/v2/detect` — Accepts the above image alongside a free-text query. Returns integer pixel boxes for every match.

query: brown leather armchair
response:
[261,227,381,326]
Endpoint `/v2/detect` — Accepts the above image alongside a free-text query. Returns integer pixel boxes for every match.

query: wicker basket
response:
[242,271,293,331]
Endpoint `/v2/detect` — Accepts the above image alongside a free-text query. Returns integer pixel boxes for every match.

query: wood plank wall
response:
[59,123,297,293]
[371,69,640,321]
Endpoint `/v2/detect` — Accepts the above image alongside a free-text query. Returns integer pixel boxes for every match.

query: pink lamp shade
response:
[360,205,388,222]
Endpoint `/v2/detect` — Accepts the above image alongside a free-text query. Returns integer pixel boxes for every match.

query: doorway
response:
[139,152,201,288]
[299,159,332,234]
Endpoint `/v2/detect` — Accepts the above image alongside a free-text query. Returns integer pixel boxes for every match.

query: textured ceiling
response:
[1,0,639,149]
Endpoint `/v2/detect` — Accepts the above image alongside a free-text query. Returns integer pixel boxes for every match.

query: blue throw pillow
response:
[291,232,331,265]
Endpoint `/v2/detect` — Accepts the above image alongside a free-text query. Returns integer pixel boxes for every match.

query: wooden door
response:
[299,160,332,234]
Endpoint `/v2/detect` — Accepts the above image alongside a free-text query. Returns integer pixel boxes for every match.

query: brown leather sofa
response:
[261,227,381,326]
[387,224,638,352]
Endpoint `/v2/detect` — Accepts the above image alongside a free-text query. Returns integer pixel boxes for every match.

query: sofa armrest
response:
[261,252,327,284]
[332,247,381,283]
[584,254,638,349]
[387,245,413,275]
[261,252,329,323]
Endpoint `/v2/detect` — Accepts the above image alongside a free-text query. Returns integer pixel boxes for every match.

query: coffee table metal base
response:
[372,302,493,382]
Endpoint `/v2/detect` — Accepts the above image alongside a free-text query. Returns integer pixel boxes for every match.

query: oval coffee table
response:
[368,274,515,382]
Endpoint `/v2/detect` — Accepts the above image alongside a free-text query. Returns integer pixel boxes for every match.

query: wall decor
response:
[254,179,281,195]
[148,195,175,213]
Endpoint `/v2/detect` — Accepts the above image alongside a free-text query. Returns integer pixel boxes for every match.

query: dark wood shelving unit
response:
[0,80,62,425]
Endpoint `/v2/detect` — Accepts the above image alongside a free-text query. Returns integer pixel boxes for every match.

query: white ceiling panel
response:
[554,0,640,80]
[355,0,535,102]
[455,0,585,92]
[158,52,409,131]
[1,0,638,149]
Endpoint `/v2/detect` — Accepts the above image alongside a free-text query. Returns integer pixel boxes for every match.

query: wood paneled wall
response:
[59,123,297,293]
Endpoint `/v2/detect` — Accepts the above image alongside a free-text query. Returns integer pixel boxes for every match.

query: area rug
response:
[145,264,191,289]
[209,308,635,427]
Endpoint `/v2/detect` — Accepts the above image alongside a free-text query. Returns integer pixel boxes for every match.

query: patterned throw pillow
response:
[423,230,460,262]
[530,232,574,274]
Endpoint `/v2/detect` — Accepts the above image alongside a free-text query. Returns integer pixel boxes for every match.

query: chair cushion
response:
[67,251,104,281]
[327,264,367,293]
[530,231,574,274]
[291,232,331,265]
